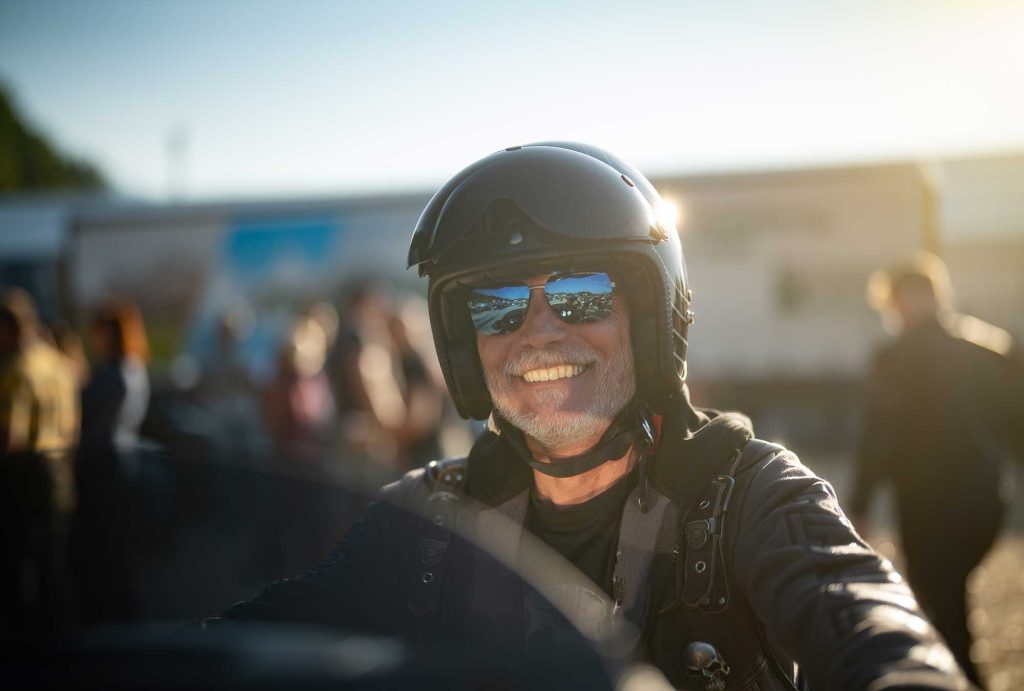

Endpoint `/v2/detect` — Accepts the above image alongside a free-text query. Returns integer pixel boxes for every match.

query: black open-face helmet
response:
[408,142,693,420]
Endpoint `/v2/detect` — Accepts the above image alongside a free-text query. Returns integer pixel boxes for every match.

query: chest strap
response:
[407,457,467,618]
[611,483,676,650]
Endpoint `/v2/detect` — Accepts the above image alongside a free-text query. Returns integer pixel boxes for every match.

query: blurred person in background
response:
[72,299,151,625]
[386,298,445,470]
[850,251,1024,688]
[328,283,411,482]
[262,308,338,573]
[196,306,262,465]
[328,285,452,483]
[51,320,91,388]
[0,288,79,641]
[263,310,335,465]
[199,307,256,405]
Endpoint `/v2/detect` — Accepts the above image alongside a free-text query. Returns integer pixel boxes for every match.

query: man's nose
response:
[518,287,567,348]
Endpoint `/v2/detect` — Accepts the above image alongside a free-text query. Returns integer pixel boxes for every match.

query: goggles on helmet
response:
[467,271,616,336]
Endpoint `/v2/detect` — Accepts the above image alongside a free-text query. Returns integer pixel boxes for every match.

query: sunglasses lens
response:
[468,284,531,335]
[545,272,615,324]
[468,272,615,335]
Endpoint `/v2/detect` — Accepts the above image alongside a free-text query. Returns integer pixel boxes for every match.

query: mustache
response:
[503,344,598,377]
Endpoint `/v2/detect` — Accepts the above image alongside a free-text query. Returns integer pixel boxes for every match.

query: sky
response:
[2,0,1023,201]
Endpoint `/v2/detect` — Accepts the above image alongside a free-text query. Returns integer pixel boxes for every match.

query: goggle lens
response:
[468,272,615,336]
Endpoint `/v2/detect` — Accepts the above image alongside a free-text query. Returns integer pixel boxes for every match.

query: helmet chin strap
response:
[493,400,652,480]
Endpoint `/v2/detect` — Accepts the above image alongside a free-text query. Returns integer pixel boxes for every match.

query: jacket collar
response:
[650,396,753,504]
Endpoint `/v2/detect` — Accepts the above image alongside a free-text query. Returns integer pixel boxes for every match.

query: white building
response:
[3,153,1020,450]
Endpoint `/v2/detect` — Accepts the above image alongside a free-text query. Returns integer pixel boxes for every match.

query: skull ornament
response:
[683,640,731,691]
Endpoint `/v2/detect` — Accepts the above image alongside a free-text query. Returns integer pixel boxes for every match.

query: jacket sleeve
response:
[731,449,970,691]
[211,471,425,634]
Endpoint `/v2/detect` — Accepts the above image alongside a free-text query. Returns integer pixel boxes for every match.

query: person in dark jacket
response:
[210,144,970,689]
[72,299,151,624]
[850,252,1024,688]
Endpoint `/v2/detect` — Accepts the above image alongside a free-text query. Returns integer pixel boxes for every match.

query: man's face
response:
[475,274,636,456]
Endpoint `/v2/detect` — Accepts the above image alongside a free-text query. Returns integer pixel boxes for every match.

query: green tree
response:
[0,84,105,192]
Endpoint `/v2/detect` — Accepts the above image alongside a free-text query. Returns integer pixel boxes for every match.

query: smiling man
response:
[213,143,971,690]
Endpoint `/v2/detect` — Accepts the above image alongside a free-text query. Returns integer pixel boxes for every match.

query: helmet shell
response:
[409,142,692,419]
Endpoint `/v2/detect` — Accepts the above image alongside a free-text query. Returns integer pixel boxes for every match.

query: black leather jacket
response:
[217,396,968,690]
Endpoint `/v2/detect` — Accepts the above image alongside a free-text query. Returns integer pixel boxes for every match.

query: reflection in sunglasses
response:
[468,272,615,336]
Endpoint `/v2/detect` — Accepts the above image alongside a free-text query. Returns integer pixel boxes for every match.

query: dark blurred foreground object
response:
[72,299,151,624]
[852,251,1024,688]
[0,622,624,690]
[0,288,79,641]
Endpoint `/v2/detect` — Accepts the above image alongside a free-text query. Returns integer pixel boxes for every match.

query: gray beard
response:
[484,342,636,455]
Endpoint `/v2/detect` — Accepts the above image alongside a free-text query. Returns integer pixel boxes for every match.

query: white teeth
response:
[522,364,584,383]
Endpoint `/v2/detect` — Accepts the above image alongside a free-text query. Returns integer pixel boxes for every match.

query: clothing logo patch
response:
[417,539,447,566]
[685,520,712,550]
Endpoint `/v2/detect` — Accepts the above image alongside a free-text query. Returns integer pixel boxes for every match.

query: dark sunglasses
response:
[467,271,616,336]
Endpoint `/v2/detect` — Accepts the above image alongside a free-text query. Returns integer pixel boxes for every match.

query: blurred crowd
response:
[264,285,456,479]
[191,283,463,481]
[1,290,148,640]
[0,281,464,643]
[1,257,1022,687]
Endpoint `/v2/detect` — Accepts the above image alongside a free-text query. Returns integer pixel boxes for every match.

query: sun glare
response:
[658,197,684,231]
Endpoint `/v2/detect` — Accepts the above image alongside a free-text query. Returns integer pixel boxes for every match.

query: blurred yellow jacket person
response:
[0,289,79,502]
[0,287,79,640]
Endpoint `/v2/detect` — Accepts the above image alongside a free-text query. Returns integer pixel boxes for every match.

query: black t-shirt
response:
[524,468,638,596]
